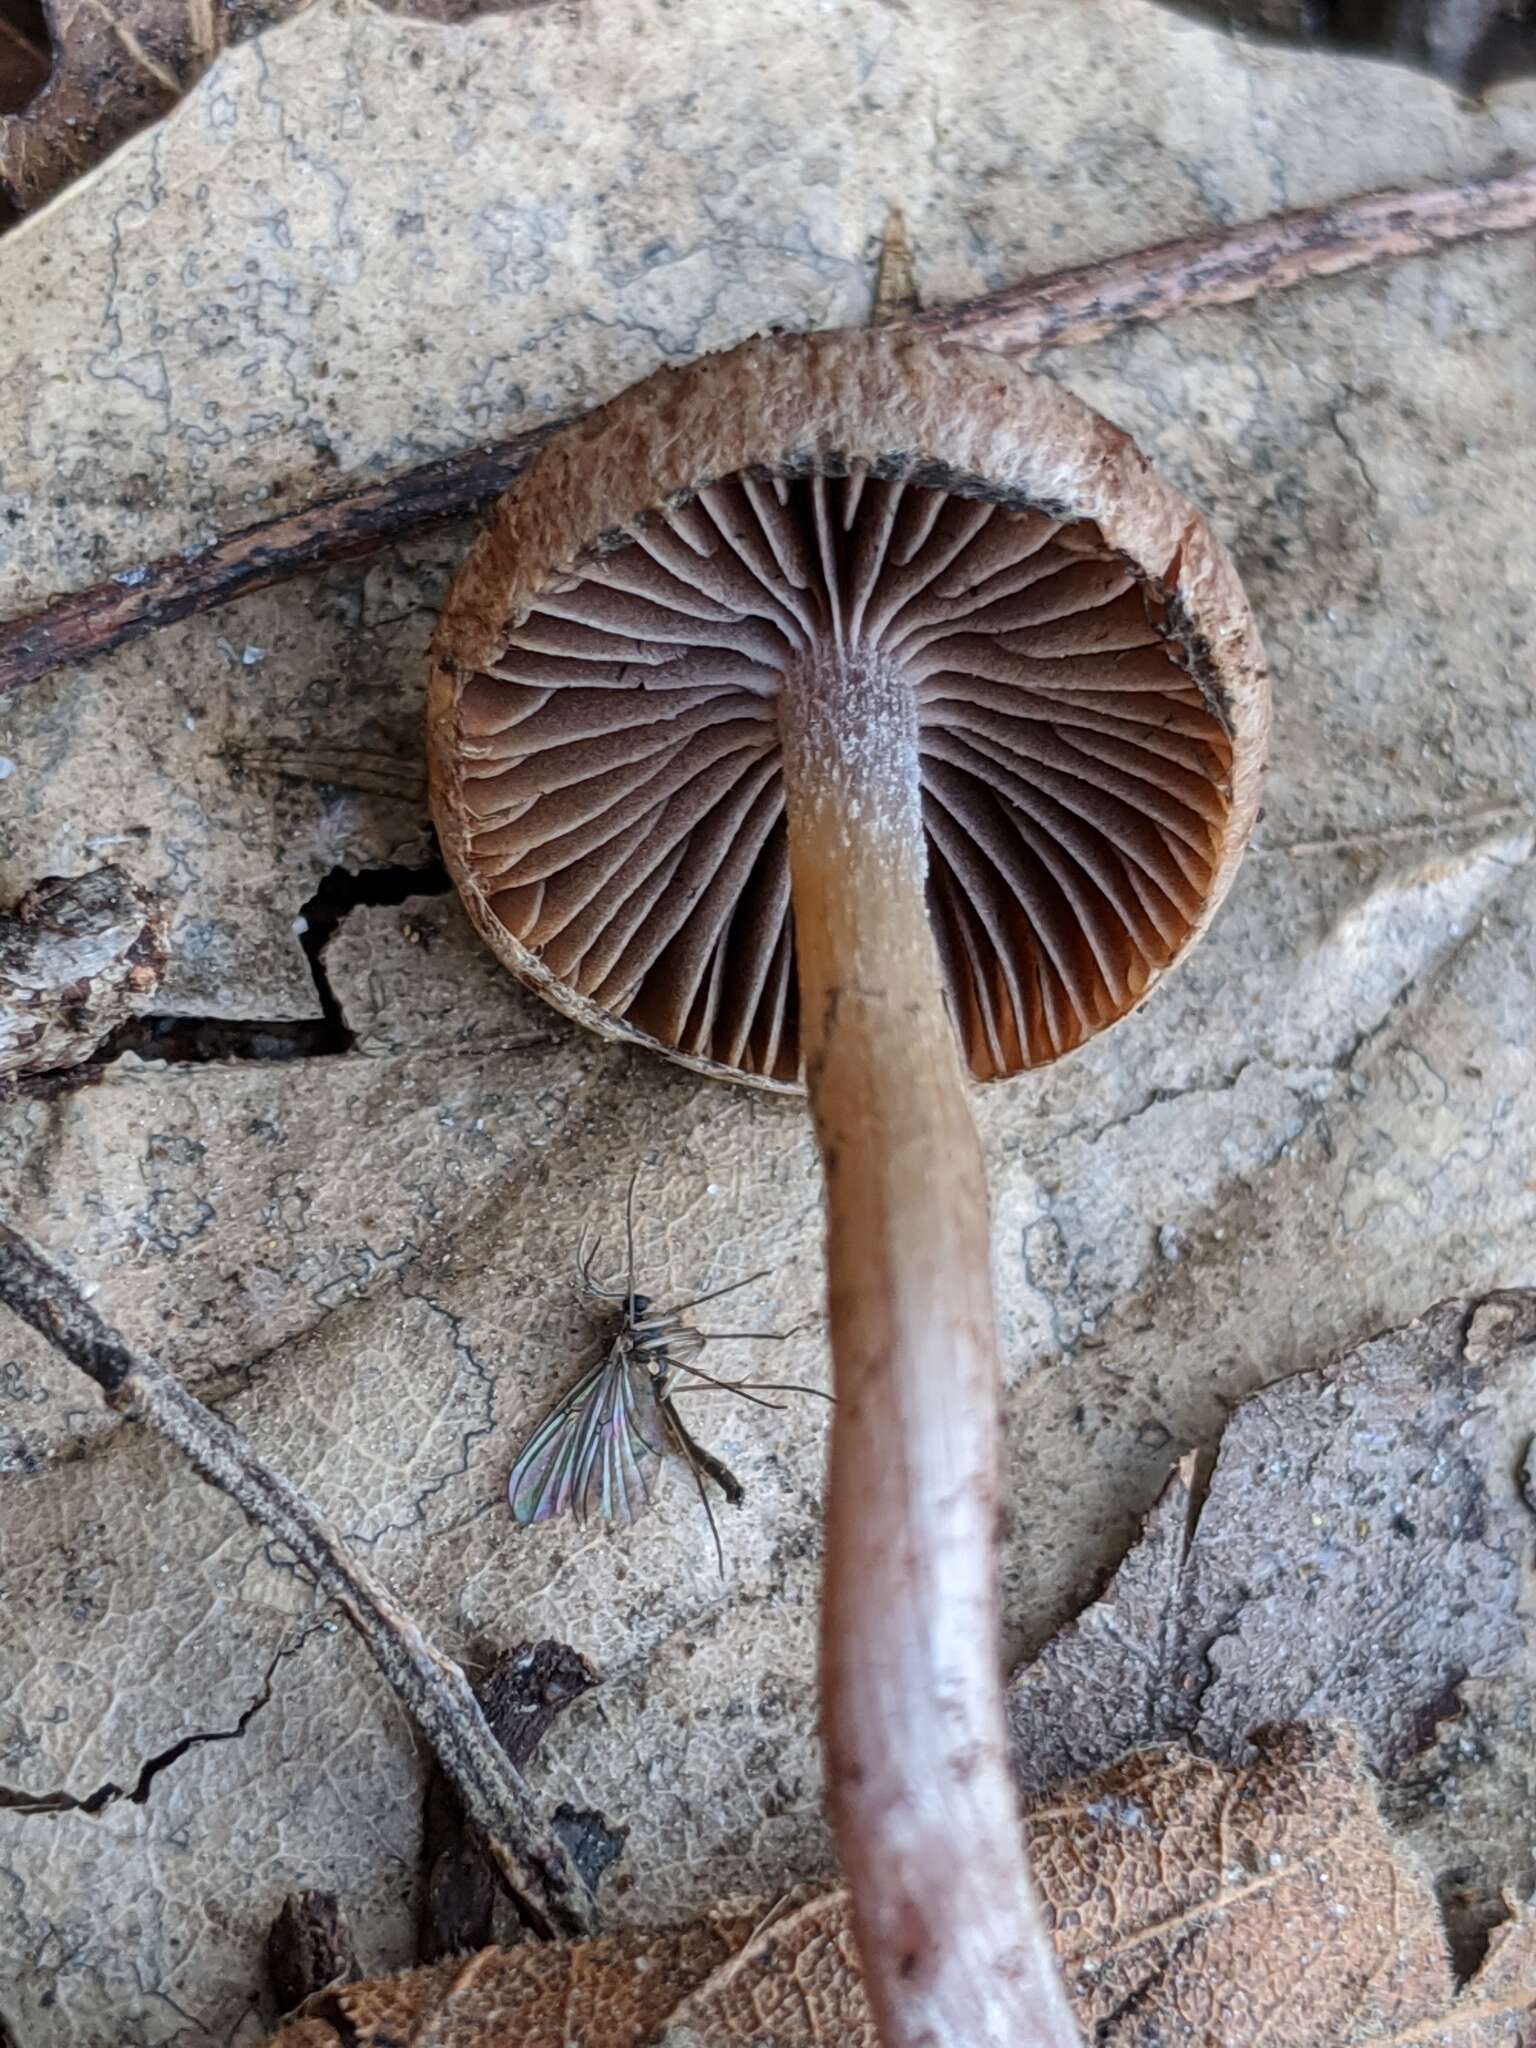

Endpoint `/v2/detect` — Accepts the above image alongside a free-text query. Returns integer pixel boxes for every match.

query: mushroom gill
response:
[451,471,1232,1086]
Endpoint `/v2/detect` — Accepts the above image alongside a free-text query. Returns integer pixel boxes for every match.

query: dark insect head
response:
[627,1292,652,1319]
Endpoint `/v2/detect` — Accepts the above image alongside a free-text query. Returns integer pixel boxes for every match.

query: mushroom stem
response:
[779,648,1079,2048]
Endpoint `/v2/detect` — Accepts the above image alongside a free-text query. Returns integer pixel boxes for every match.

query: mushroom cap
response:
[428,329,1269,1091]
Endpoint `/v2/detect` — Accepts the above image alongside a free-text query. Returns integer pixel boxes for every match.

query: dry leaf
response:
[1008,1293,1534,1795]
[5,0,1536,2031]
[273,1906,763,2047]
[0,2,312,221]
[1146,0,1536,93]
[419,1639,616,1963]
[267,1891,359,2015]
[268,1728,1536,2046]
[0,0,544,222]
[0,866,166,1086]
[0,8,50,123]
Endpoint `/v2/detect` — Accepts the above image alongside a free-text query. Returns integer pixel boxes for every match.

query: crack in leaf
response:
[0,1626,311,1818]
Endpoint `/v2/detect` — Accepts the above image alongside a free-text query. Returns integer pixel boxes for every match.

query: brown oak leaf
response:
[273,1907,764,2048]
[268,1728,1536,2047]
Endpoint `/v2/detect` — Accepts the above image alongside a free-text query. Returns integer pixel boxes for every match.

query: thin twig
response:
[1,162,1533,700]
[0,434,558,698]
[910,162,1536,354]
[0,1216,599,1943]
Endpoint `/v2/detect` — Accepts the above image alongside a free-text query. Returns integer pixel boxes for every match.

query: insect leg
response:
[668,1269,773,1314]
[669,1352,834,1405]
[624,1163,642,1316]
[666,1402,746,1507]
[664,1400,735,1578]
[694,1325,816,1346]
[673,1379,835,1403]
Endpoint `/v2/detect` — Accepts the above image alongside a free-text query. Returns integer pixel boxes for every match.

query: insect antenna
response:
[577,1229,629,1303]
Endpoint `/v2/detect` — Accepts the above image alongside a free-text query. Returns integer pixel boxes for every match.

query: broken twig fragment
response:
[913,162,1536,354]
[266,1892,359,2016]
[0,1218,599,1941]
[869,206,920,325]
[420,1640,603,1963]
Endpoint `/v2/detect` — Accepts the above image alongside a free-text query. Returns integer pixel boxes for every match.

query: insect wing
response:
[573,1351,667,1527]
[508,1354,608,1524]
[507,1347,664,1528]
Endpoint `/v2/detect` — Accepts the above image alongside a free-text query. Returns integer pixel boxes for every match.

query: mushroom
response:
[427,329,1268,2048]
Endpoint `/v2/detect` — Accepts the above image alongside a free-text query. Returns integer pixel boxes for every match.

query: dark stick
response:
[911,161,1536,355]
[0,1217,599,1943]
[420,1640,601,1963]
[2,164,1534,701]
[0,433,558,697]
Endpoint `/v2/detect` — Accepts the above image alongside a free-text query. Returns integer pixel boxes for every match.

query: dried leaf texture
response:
[4,0,1536,2036]
[275,1907,761,2047]
[451,467,1233,1085]
[0,0,540,221]
[268,1730,1536,2047]
[1007,1294,1533,1794]
[0,2,307,220]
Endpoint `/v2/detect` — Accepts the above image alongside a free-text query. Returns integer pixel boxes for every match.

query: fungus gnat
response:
[507,1168,826,1573]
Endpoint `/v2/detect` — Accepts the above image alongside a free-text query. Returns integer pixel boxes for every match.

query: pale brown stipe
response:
[429,330,1269,2048]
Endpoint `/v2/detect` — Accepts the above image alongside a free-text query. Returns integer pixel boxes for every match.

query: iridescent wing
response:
[507,1343,666,1528]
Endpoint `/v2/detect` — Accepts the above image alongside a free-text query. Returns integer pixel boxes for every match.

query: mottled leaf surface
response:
[1008,1293,1535,1794]
[0,0,548,222]
[4,1,1536,2039]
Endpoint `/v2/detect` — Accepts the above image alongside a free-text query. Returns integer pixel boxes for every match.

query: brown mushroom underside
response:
[448,470,1232,1085]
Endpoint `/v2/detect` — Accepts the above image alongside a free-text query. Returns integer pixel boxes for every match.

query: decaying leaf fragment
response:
[0,2,311,222]
[1008,1291,1534,1794]
[419,1639,613,1963]
[270,1728,1536,2047]
[266,1892,359,2016]
[273,1907,763,2048]
[0,865,166,1084]
[0,0,560,223]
